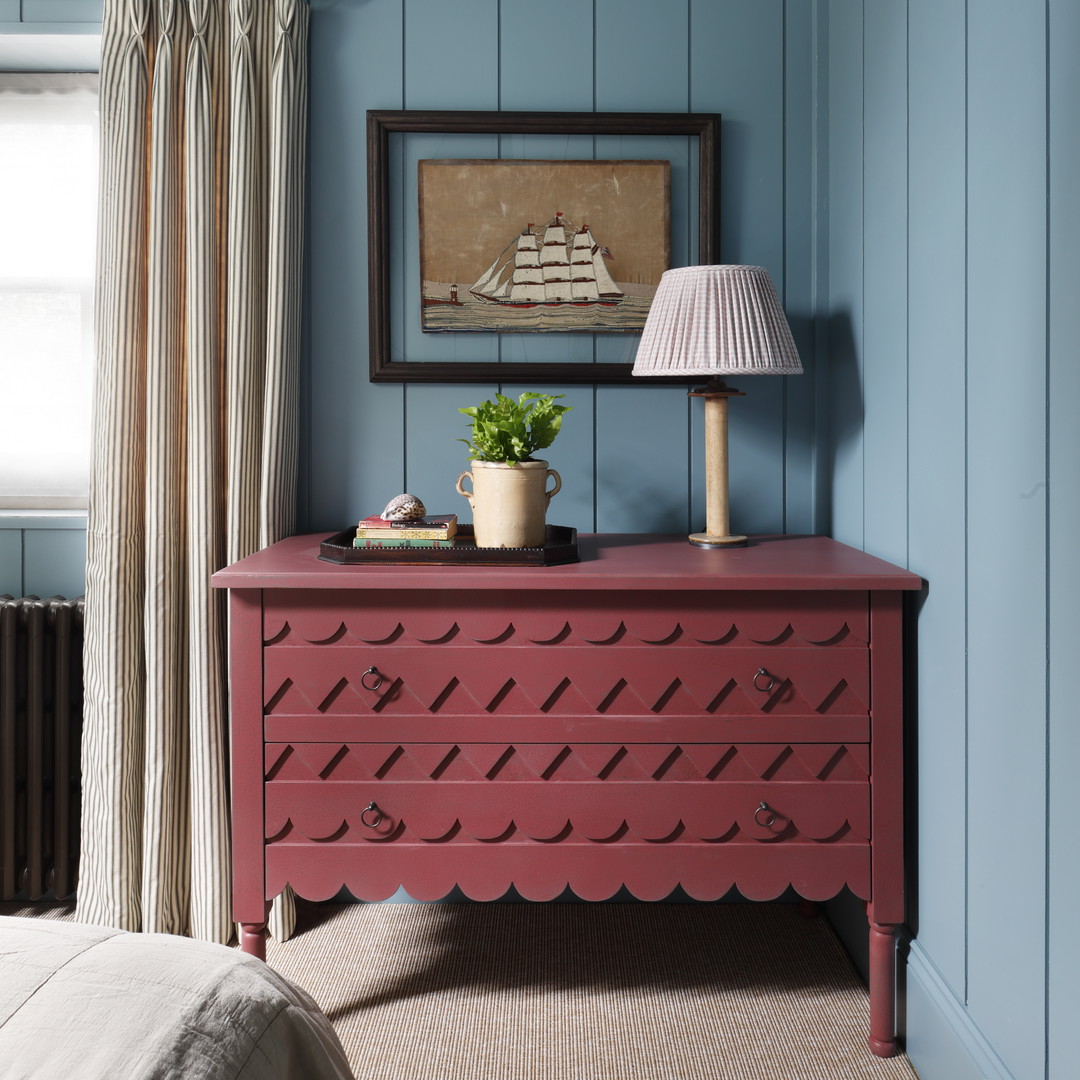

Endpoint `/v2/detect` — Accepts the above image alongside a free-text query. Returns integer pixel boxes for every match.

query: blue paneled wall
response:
[826,2,1078,1079]
[303,0,818,537]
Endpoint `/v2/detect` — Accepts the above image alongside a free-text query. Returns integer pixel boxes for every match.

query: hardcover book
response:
[353,537,456,549]
[357,513,457,531]
[356,527,459,541]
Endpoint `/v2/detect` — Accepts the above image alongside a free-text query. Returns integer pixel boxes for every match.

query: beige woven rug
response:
[3,900,918,1080]
[272,901,917,1080]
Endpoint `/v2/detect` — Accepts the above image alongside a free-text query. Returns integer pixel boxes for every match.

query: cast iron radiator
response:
[0,595,84,900]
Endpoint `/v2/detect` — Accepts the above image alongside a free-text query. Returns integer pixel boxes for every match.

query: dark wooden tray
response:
[319,524,580,566]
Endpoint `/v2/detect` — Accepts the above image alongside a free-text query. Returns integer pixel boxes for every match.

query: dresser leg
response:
[239,902,270,960]
[867,919,899,1057]
[240,921,268,960]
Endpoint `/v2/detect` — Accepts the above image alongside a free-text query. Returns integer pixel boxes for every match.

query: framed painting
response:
[367,110,720,384]
[418,159,669,335]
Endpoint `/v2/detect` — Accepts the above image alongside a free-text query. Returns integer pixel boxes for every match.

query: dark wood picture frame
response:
[367,110,720,384]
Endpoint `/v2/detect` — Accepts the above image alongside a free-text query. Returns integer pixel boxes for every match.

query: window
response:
[0,72,98,510]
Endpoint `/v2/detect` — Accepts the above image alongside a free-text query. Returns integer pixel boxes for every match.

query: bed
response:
[0,916,354,1079]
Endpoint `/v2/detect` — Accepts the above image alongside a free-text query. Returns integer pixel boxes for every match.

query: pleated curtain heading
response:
[79,0,308,945]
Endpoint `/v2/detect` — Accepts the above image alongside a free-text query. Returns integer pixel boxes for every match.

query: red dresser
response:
[212,533,921,1056]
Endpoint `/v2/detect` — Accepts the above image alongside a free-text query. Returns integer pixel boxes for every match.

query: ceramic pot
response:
[455,459,561,548]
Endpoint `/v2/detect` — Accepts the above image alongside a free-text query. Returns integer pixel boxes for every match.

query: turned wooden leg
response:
[867,920,899,1057]
[240,921,268,960]
[239,900,271,960]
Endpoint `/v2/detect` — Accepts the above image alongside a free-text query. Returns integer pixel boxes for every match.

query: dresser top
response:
[211,533,922,593]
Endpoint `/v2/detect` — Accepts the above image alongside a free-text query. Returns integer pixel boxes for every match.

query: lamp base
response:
[689,531,748,548]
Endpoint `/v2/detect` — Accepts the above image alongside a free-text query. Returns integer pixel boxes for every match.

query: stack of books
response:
[353,513,458,549]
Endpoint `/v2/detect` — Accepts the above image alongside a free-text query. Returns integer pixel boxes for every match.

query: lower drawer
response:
[264,741,870,844]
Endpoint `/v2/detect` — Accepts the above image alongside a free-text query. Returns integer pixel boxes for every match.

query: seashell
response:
[381,493,426,521]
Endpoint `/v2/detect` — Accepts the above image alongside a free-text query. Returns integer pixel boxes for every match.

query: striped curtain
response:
[78,0,307,944]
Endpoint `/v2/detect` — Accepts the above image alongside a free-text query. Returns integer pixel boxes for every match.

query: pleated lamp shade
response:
[632,266,801,549]
[632,265,802,376]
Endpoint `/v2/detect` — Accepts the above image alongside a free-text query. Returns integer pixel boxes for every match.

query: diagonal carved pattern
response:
[262,648,869,717]
[263,742,871,784]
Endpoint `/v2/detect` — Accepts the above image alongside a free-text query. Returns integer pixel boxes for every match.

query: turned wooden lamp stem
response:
[689,378,746,548]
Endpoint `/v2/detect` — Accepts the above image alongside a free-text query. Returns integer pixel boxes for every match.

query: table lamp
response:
[632,265,802,548]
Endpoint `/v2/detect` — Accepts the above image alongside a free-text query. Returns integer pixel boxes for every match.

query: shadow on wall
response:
[818,310,865,538]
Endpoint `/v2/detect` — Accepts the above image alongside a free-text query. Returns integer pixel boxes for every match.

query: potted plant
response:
[455,392,571,548]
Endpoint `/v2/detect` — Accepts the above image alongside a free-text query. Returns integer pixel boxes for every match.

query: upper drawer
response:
[263,590,869,649]
[263,644,870,720]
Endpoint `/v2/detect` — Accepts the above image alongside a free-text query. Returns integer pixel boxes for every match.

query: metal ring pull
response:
[754,801,776,828]
[361,801,383,829]
[360,666,383,691]
[753,667,775,693]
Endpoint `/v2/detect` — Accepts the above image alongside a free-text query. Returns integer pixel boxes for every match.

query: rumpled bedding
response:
[0,916,354,1079]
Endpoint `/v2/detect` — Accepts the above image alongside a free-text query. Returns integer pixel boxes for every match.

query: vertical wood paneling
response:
[861,0,907,567]
[595,386,689,532]
[594,0,688,113]
[782,0,821,536]
[0,531,22,595]
[1047,2,1080,1075]
[591,3,691,531]
[306,0,405,529]
[499,0,593,113]
[691,0,784,269]
[405,383,498,526]
[825,0,864,548]
[22,528,86,599]
[906,0,968,999]
[965,2,1047,1076]
[404,0,499,110]
[827,2,1078,1076]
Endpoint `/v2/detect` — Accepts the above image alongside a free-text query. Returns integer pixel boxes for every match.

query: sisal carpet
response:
[3,899,919,1080]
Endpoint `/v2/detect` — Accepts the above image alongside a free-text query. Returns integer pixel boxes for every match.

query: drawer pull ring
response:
[754,801,777,828]
[360,666,383,691]
[753,667,775,692]
[361,802,383,829]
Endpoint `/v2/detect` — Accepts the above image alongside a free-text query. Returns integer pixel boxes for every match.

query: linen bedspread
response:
[0,916,353,1079]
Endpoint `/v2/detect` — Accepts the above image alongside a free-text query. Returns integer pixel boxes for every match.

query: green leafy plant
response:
[459,392,571,465]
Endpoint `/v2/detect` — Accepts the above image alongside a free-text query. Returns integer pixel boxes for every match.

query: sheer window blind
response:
[0,73,98,510]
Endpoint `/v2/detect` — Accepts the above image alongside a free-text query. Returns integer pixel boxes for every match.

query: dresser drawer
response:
[263,645,869,722]
[264,741,870,844]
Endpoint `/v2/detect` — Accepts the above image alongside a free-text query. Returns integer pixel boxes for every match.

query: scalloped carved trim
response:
[264,593,870,649]
[265,843,872,905]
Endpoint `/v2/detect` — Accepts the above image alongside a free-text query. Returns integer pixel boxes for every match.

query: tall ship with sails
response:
[470,213,624,308]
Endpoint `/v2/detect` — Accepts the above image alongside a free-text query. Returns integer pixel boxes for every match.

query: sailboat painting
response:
[418,159,670,333]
